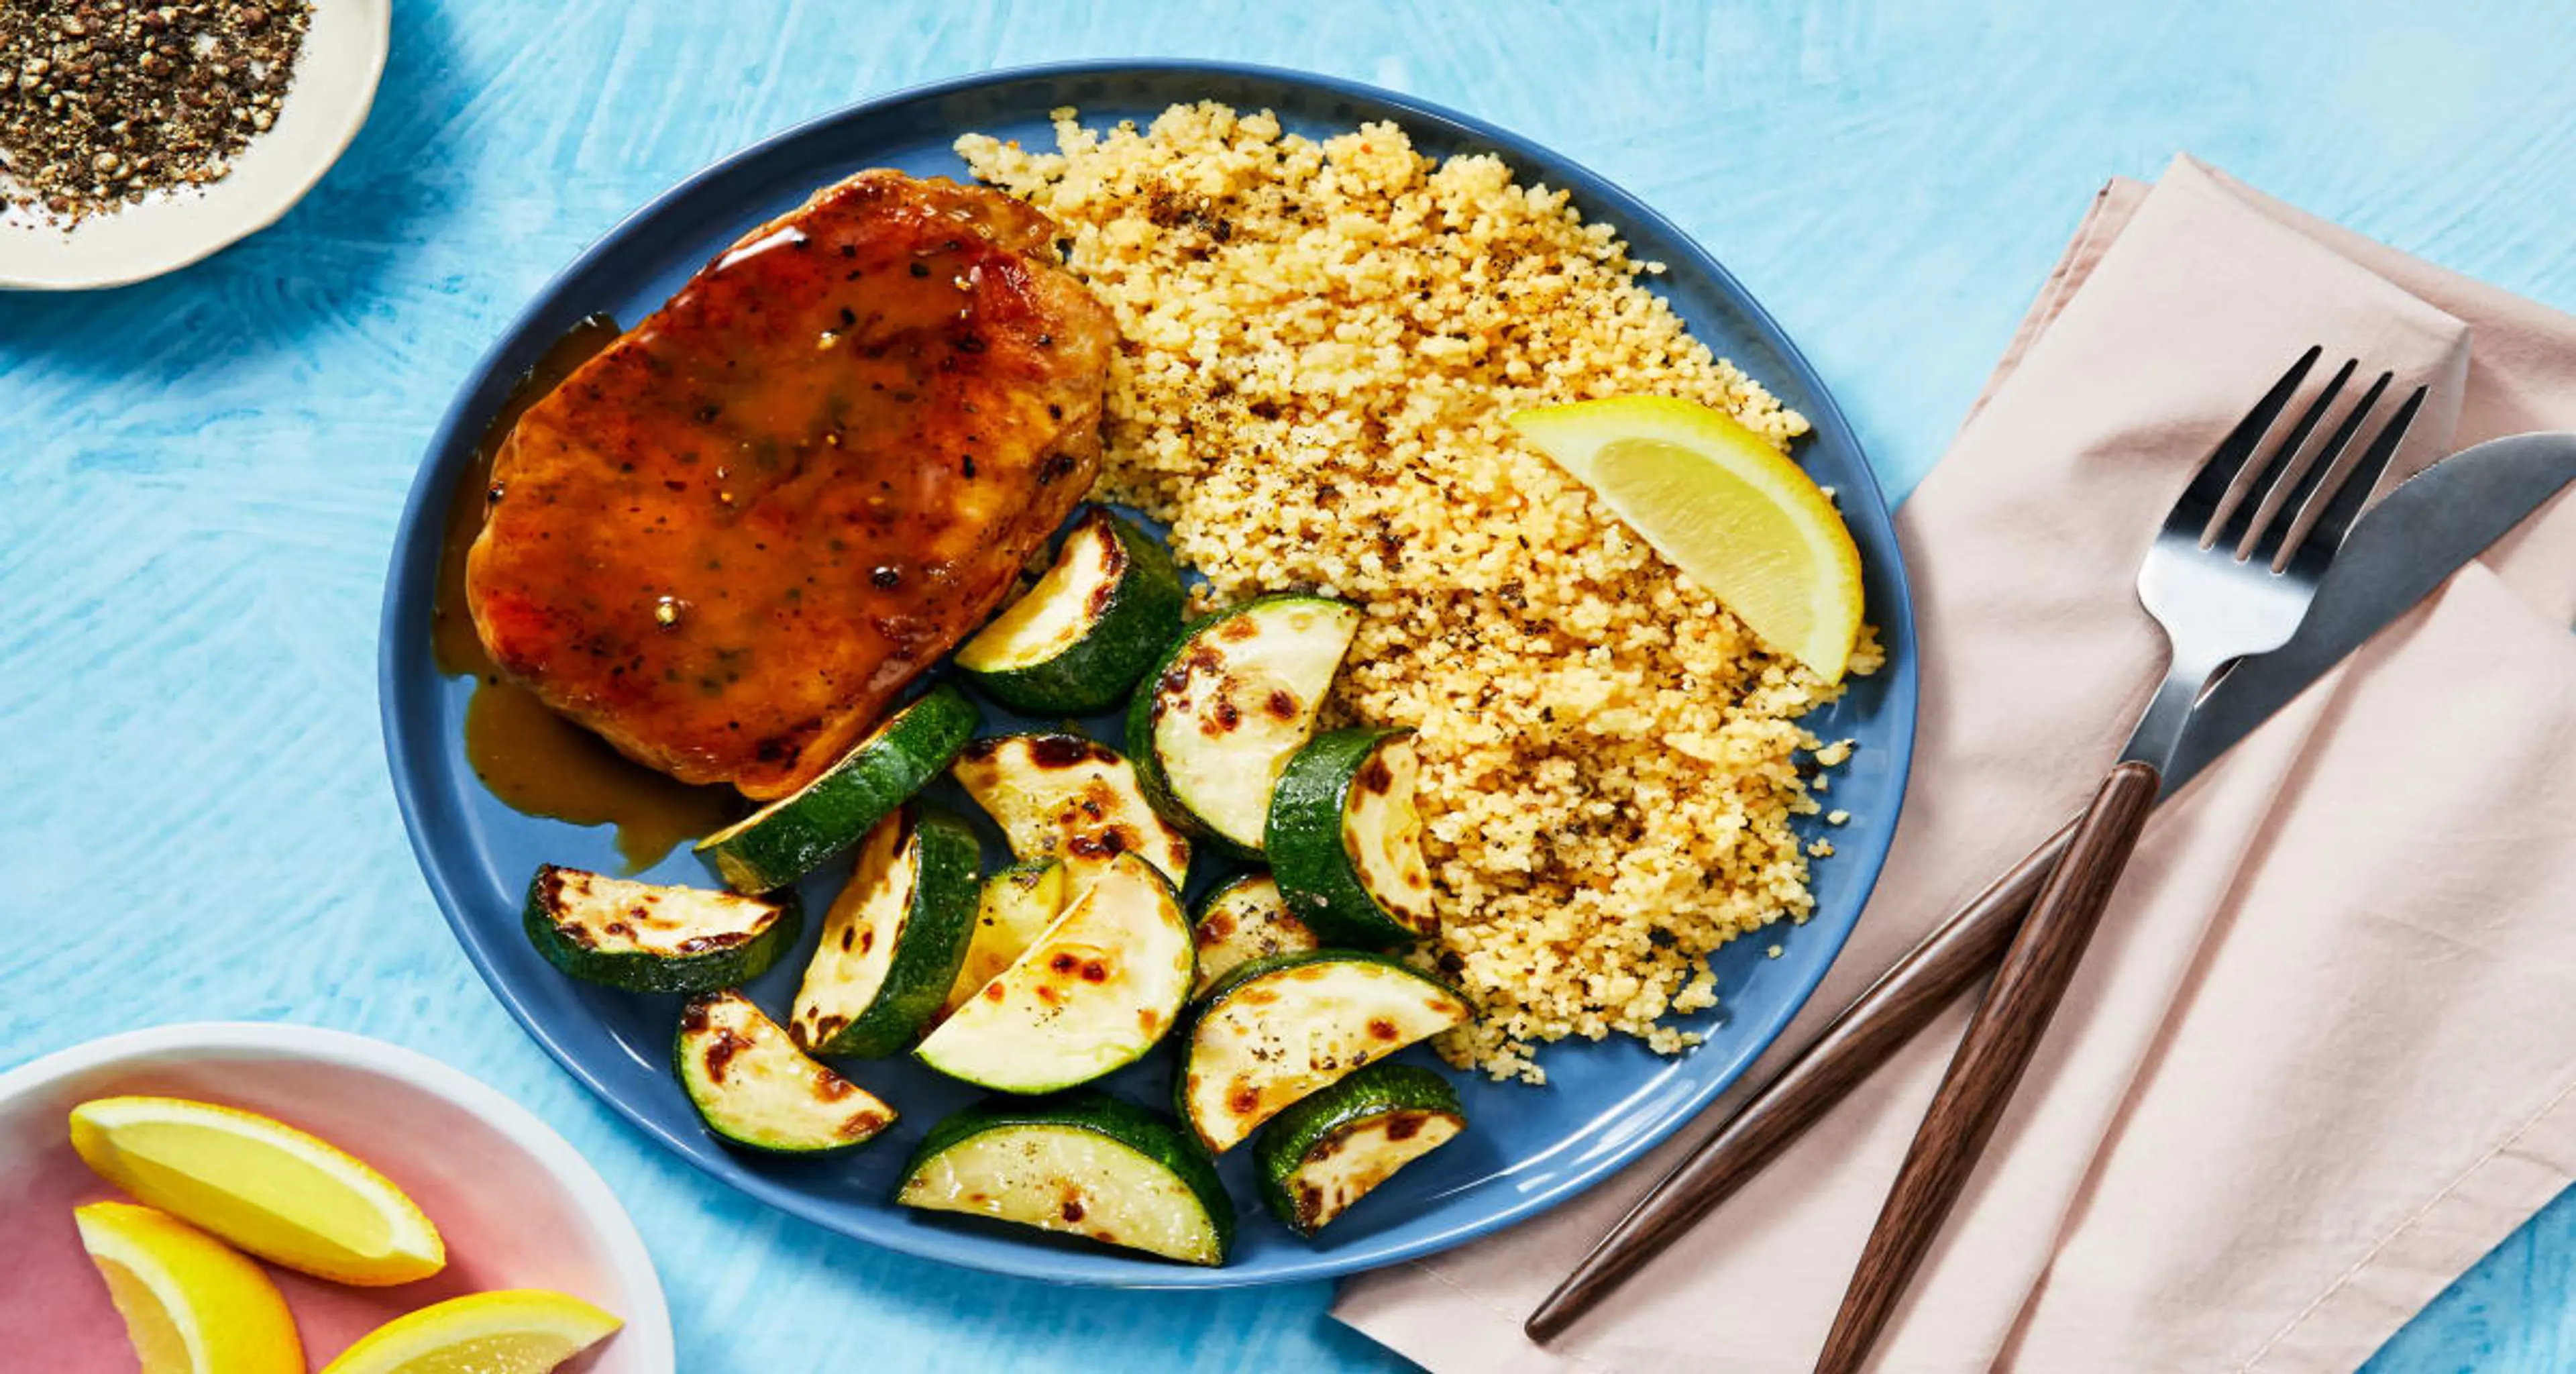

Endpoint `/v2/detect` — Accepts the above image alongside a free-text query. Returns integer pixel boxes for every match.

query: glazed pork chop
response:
[466,171,1116,798]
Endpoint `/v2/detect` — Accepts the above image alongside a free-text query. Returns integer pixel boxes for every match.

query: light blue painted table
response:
[5,2,2571,1369]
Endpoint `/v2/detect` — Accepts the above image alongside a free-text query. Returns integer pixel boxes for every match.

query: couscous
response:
[959,103,1874,1081]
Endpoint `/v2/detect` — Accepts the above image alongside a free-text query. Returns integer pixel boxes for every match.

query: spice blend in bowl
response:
[1,0,313,222]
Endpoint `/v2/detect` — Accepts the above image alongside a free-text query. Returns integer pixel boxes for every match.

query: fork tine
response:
[2212,357,2356,552]
[2246,369,2387,564]
[2167,346,2321,536]
[2276,382,2426,568]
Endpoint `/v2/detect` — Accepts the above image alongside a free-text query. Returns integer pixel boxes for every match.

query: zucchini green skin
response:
[957,509,1185,715]
[674,990,894,1157]
[696,684,981,894]
[794,808,983,1058]
[1266,727,1424,947]
[1254,1062,1464,1234]
[521,866,801,994]
[897,1091,1234,1265]
[1125,593,1359,859]
[1193,947,1470,1021]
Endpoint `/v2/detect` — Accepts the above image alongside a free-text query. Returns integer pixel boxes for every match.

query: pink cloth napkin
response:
[1335,156,2576,1373]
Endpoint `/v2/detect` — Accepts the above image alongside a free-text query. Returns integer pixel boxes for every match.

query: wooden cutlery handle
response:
[1817,761,2161,1374]
[1523,818,2080,1343]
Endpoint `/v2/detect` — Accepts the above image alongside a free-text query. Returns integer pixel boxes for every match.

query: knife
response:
[1525,431,2576,1343]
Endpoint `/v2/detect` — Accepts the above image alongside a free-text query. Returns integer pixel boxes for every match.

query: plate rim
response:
[376,56,1919,1289]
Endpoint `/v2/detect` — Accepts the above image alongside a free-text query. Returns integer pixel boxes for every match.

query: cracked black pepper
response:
[1,0,313,223]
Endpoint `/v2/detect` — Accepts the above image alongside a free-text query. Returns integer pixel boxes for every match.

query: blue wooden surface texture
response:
[4,2,2572,1369]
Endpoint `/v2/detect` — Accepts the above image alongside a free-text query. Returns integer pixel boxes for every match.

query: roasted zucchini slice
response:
[789,807,980,1058]
[914,852,1194,1094]
[896,1091,1233,1266]
[951,732,1191,884]
[1189,873,1318,999]
[1267,726,1438,945]
[1177,949,1471,1153]
[955,508,1185,715]
[676,990,894,1156]
[1126,594,1360,855]
[522,866,799,994]
[1254,1062,1464,1236]
[938,861,1071,1020]
[696,684,980,894]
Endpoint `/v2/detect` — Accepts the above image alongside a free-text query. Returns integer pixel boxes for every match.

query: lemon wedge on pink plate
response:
[70,1094,445,1286]
[73,1200,304,1374]
[1508,395,1866,682]
[321,1290,623,1374]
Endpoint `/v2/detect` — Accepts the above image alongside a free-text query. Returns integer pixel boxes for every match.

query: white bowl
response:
[0,0,389,290]
[0,1022,674,1373]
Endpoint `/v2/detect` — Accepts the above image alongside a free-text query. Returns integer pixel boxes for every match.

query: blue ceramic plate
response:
[380,61,1917,1288]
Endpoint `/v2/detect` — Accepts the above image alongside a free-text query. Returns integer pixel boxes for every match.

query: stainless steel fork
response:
[2123,350,2424,774]
[1815,349,2428,1374]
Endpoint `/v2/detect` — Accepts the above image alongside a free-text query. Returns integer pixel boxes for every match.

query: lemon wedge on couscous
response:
[73,1201,304,1374]
[1507,396,1866,682]
[69,1095,445,1286]
[318,1290,623,1374]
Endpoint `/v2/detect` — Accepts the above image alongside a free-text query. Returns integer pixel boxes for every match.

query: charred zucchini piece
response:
[1126,594,1360,855]
[1267,727,1438,946]
[955,508,1185,715]
[789,806,980,1058]
[1254,1062,1464,1235]
[896,1090,1232,1266]
[695,684,980,894]
[951,732,1191,885]
[1177,949,1470,1153]
[676,990,894,1156]
[1189,873,1318,999]
[938,861,1071,1021]
[914,852,1193,1094]
[523,866,799,994]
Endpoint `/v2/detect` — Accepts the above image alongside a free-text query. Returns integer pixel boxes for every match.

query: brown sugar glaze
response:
[429,315,736,869]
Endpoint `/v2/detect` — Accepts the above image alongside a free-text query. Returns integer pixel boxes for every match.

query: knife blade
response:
[1525,430,2576,1344]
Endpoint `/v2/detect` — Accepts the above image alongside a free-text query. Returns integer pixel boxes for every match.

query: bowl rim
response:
[0,0,391,291]
[0,1020,676,1371]
[376,56,1921,1288]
